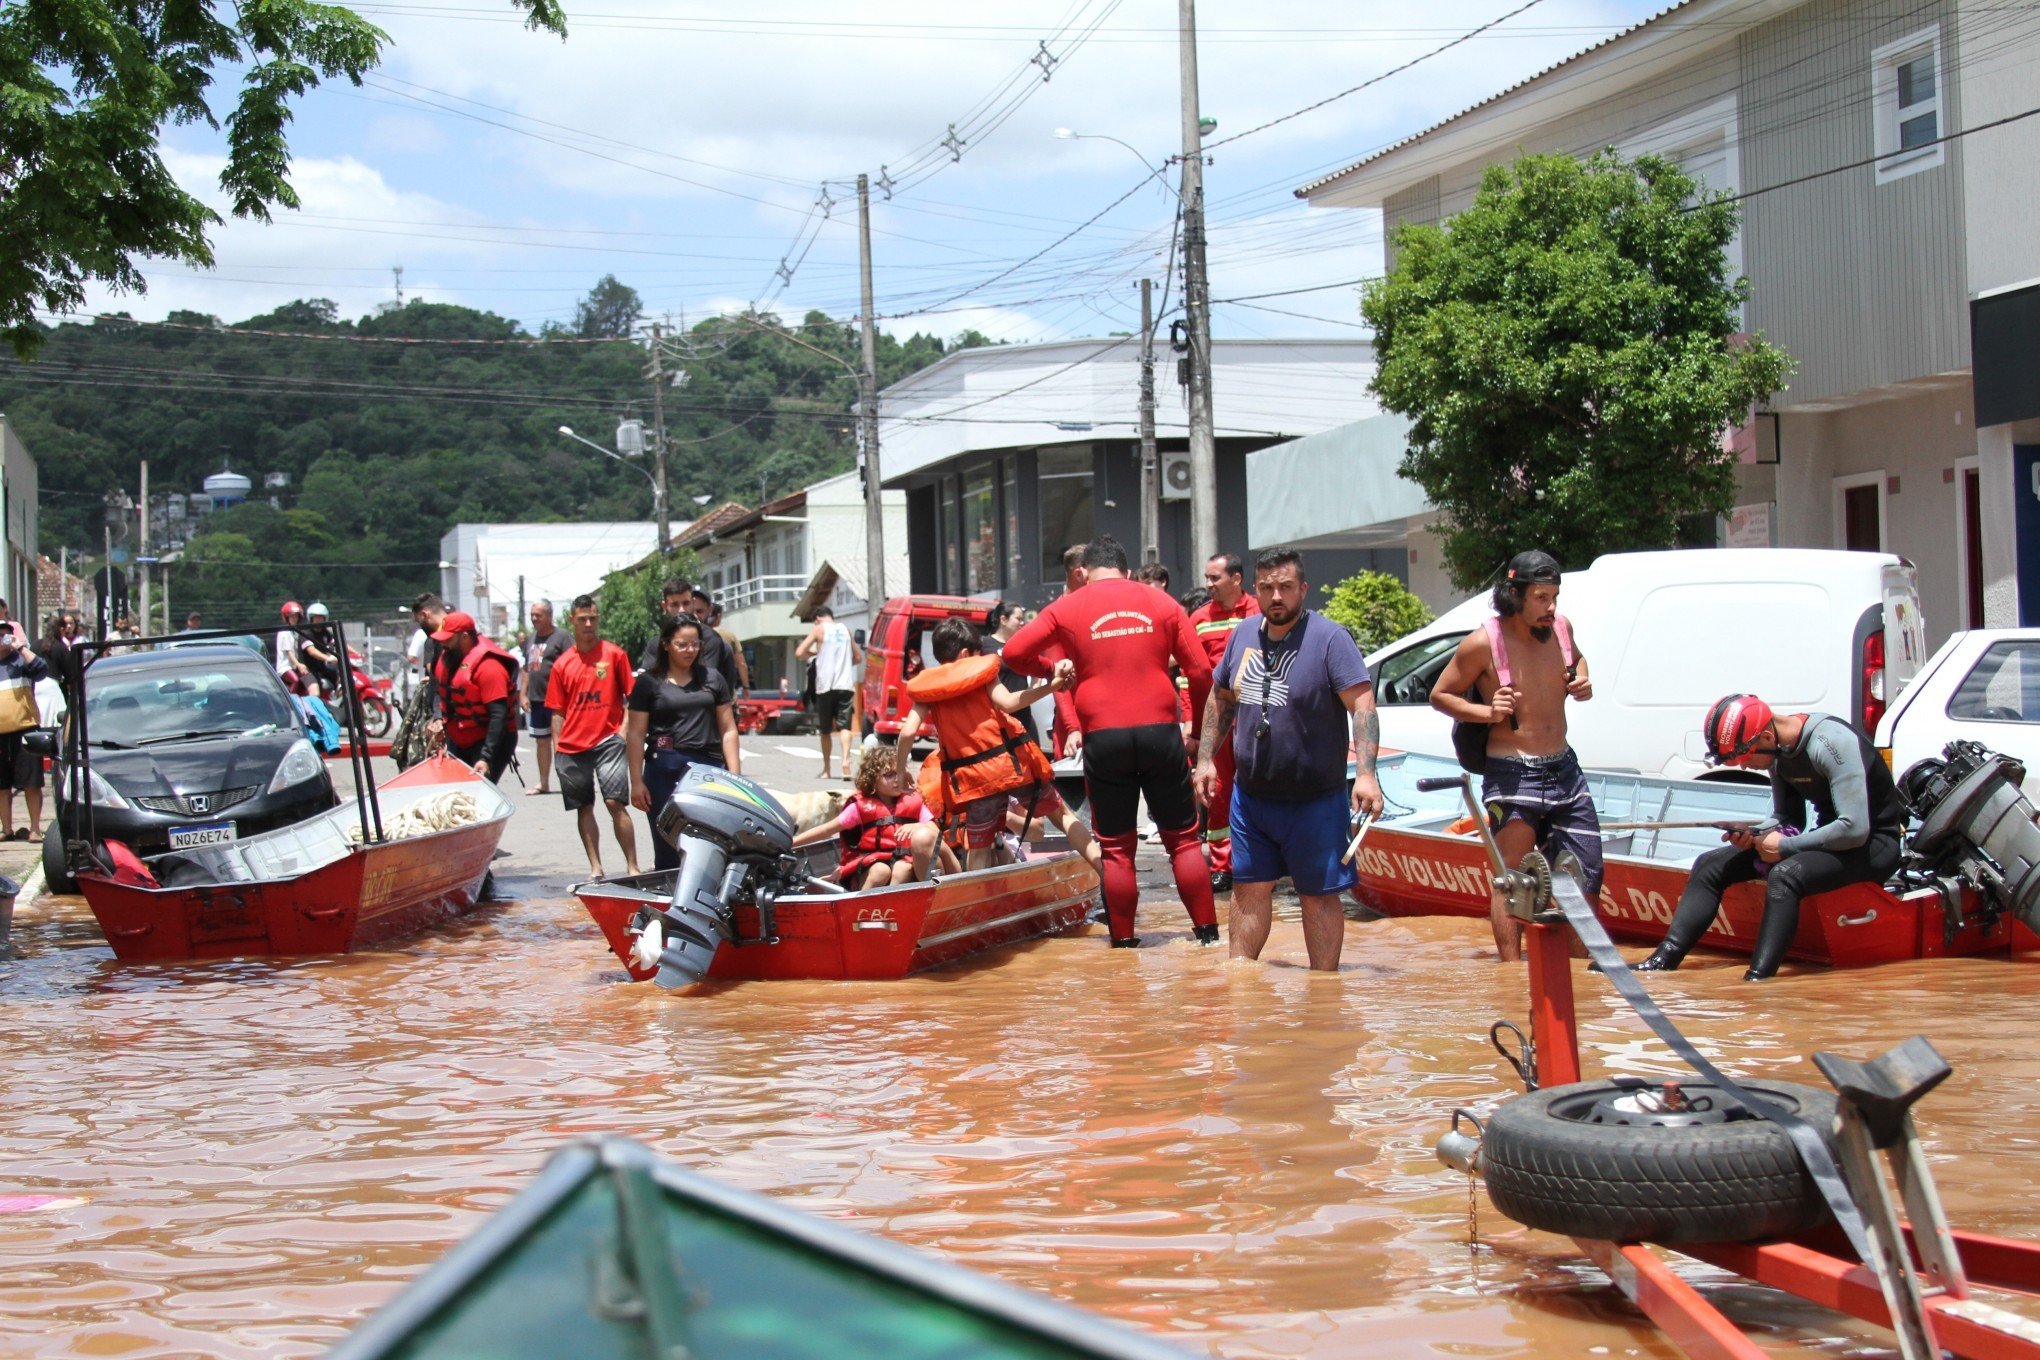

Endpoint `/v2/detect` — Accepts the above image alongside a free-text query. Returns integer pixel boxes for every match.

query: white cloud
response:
[68,0,1664,339]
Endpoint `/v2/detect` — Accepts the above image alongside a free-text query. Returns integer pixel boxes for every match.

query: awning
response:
[1246,412,1429,550]
[793,553,914,620]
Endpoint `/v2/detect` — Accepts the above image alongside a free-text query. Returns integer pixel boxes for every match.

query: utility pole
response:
[857,173,887,607]
[1138,279,1160,566]
[1178,0,1218,566]
[138,460,151,634]
[646,321,672,553]
[517,574,527,638]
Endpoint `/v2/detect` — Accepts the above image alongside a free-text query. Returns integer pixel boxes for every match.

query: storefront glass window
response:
[962,467,998,595]
[936,476,959,593]
[1037,447,1094,580]
[1003,459,1020,587]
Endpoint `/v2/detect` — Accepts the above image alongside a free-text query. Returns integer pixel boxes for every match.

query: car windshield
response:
[84,662,298,745]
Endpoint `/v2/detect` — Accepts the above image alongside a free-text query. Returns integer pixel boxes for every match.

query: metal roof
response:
[1294,0,1702,199]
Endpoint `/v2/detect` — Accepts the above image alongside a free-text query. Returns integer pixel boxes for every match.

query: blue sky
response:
[86,0,1668,344]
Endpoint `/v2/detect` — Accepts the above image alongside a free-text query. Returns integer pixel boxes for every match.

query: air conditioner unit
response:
[1160,451,1193,502]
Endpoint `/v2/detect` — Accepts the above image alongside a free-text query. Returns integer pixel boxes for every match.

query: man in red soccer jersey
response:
[1003,535,1216,949]
[545,594,640,879]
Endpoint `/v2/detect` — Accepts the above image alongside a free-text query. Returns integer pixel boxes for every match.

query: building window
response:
[1037,447,1094,580]
[1872,29,1944,183]
[1002,459,1021,587]
[961,466,998,596]
[935,475,958,594]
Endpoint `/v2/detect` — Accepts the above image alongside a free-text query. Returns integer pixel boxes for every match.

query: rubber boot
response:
[1741,965,1774,982]
[1110,935,1141,949]
[1634,944,1685,972]
[1193,922,1220,945]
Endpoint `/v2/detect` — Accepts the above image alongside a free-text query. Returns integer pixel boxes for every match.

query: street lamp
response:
[1052,128,1176,196]
[560,425,668,550]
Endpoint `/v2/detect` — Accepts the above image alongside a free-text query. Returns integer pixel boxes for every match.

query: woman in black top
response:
[626,615,740,870]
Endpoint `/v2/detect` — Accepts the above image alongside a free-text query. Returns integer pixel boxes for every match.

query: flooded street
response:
[4,864,2036,1359]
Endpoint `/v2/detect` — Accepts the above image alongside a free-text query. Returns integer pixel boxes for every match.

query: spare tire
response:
[1481,1078,1837,1244]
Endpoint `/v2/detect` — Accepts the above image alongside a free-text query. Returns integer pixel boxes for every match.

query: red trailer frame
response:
[1426,772,2040,1360]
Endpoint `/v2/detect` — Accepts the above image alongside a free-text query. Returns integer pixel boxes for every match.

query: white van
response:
[1366,549,1926,780]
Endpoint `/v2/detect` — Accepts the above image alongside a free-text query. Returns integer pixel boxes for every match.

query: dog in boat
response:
[766,788,850,835]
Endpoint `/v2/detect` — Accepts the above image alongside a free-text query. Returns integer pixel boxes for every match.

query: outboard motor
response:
[629,766,799,990]
[1900,740,2040,936]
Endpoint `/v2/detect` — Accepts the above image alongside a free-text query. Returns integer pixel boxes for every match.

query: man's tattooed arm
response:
[1197,685,1236,767]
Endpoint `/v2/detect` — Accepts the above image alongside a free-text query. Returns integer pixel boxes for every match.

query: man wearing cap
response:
[1431,550,1600,961]
[431,611,520,782]
[1639,695,1905,981]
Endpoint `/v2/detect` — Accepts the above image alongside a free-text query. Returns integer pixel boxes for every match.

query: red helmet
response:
[1704,693,1775,766]
[282,600,303,619]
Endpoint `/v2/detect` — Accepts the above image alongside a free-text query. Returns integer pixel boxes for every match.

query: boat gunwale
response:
[1364,807,1948,907]
[324,1136,1190,1360]
[571,849,1093,909]
[77,770,514,897]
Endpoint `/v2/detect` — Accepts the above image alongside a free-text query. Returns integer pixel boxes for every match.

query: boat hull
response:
[78,756,510,962]
[1351,818,2039,966]
[577,852,1098,982]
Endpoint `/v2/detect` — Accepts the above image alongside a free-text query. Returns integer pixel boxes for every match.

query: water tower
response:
[202,467,252,509]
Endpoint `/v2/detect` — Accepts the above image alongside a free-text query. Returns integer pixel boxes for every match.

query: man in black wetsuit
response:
[1639,693,1906,981]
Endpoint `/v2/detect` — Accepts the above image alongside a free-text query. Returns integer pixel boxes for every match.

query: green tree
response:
[574,275,642,340]
[1360,149,1791,590]
[0,0,565,356]
[596,552,702,662]
[1320,570,1433,652]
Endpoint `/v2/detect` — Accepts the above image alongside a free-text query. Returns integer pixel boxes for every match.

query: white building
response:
[439,521,659,638]
[679,470,907,693]
[876,337,1396,605]
[0,417,39,620]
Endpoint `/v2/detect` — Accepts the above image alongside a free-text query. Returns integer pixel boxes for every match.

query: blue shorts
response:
[1480,749,1605,901]
[528,701,553,738]
[1230,786,1358,897]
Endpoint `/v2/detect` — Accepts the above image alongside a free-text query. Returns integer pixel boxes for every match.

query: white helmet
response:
[306,601,330,618]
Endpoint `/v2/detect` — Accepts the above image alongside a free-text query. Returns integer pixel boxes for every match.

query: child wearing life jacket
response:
[791,744,939,888]
[897,618,1101,875]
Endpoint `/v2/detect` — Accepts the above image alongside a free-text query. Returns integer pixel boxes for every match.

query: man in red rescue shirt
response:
[1003,535,1217,948]
[1186,552,1259,893]
[431,611,519,781]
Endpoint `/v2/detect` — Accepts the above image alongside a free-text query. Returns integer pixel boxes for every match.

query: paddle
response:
[1341,814,1375,865]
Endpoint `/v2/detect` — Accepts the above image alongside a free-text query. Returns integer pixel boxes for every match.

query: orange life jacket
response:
[437,637,521,746]
[904,654,1053,814]
[841,790,925,855]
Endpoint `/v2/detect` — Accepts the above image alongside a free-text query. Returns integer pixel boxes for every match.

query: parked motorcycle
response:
[283,649,393,739]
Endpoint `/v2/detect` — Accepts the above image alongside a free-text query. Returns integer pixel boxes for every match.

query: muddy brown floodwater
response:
[1,888,2036,1359]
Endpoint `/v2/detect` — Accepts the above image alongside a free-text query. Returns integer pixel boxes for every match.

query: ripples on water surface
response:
[1,884,2036,1358]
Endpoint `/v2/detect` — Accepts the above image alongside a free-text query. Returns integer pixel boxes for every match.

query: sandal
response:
[6,828,26,841]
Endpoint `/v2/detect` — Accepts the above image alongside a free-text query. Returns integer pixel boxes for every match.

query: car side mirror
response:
[23,729,55,757]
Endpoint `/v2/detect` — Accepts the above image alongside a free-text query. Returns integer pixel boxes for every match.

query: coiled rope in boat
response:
[347,790,482,845]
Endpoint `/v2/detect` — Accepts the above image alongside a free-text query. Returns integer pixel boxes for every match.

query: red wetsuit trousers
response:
[1202,739,1236,875]
[1083,723,1217,941]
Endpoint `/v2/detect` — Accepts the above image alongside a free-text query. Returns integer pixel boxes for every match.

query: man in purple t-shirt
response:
[1194,548,1385,970]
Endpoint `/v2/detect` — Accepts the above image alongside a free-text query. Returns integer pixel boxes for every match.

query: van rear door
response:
[1882,559,1926,696]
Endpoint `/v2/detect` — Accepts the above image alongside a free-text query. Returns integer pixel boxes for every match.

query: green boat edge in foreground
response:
[326,1136,1193,1360]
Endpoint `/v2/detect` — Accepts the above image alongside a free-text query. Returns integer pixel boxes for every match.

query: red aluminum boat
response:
[77,755,513,962]
[1355,754,2039,966]
[575,852,1098,983]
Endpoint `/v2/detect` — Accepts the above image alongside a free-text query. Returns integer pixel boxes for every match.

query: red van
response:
[860,595,1001,739]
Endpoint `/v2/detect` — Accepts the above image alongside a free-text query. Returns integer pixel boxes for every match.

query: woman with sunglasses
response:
[1638,693,1906,981]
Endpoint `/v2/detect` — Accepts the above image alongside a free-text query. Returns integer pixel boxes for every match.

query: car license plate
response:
[169,822,237,850]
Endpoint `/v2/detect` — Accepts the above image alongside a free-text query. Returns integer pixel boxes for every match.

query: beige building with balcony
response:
[681,470,907,694]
